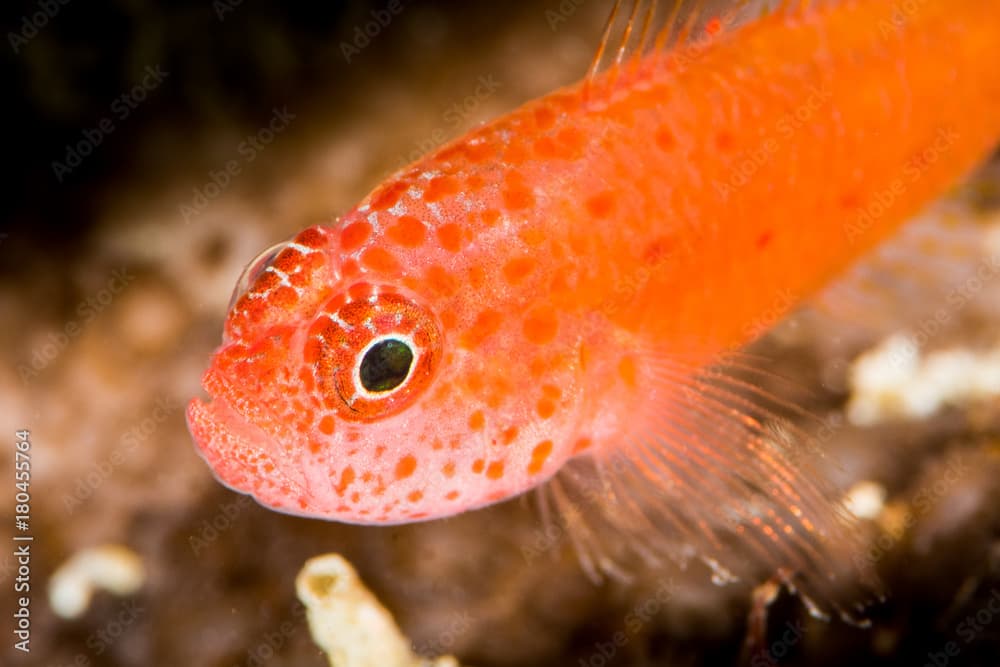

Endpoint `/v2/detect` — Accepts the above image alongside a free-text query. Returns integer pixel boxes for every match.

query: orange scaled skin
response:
[188,0,1000,524]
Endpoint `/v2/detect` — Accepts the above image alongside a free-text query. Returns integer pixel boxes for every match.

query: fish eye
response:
[359,338,414,392]
[228,240,292,310]
[310,288,441,422]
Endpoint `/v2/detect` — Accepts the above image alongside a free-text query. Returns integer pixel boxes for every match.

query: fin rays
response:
[585,0,781,94]
[541,349,880,622]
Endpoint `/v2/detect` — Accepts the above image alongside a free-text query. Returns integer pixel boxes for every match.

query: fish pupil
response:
[360,339,414,392]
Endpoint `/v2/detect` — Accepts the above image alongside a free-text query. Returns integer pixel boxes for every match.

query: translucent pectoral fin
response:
[542,350,882,624]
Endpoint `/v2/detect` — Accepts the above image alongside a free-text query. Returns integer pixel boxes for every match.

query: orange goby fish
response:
[188,0,1000,616]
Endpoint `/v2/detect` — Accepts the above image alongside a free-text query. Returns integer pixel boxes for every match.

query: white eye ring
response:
[353,334,422,400]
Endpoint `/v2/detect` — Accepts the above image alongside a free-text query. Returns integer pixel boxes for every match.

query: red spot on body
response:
[706,16,722,36]
[341,258,360,278]
[528,440,553,475]
[435,144,468,164]
[523,309,558,344]
[655,127,675,150]
[840,192,862,209]
[536,397,556,419]
[481,209,500,226]
[520,227,546,247]
[395,455,417,480]
[756,230,774,249]
[335,466,355,495]
[461,309,503,348]
[469,410,485,430]
[424,176,459,203]
[445,490,460,500]
[347,282,374,300]
[299,368,315,392]
[270,285,298,309]
[465,372,485,394]
[370,180,408,211]
[437,224,463,252]
[534,106,557,130]
[340,221,372,251]
[318,415,335,435]
[296,227,326,248]
[464,141,492,163]
[472,459,485,474]
[716,131,736,151]
[303,338,323,364]
[425,265,458,296]
[442,461,456,478]
[643,236,675,265]
[502,256,537,285]
[407,490,423,502]
[572,437,592,453]
[361,246,400,273]
[486,461,505,479]
[251,271,279,295]
[271,247,303,274]
[386,215,426,247]
[502,183,535,210]
[586,191,615,218]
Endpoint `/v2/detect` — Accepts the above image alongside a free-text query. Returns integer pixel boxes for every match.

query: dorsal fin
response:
[585,0,778,89]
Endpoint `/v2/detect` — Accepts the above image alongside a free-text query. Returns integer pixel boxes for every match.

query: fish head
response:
[187,177,585,523]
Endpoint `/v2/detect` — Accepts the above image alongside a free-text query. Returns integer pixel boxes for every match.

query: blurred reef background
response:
[2,1,1000,665]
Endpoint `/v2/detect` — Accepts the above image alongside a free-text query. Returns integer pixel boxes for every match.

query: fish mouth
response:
[186,367,312,516]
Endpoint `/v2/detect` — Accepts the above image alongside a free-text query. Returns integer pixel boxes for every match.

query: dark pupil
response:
[360,339,414,392]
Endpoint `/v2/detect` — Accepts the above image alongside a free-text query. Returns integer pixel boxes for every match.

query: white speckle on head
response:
[263,265,306,299]
[264,266,293,286]
[286,242,321,256]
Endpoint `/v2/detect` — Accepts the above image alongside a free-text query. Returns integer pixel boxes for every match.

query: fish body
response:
[189,0,1000,604]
